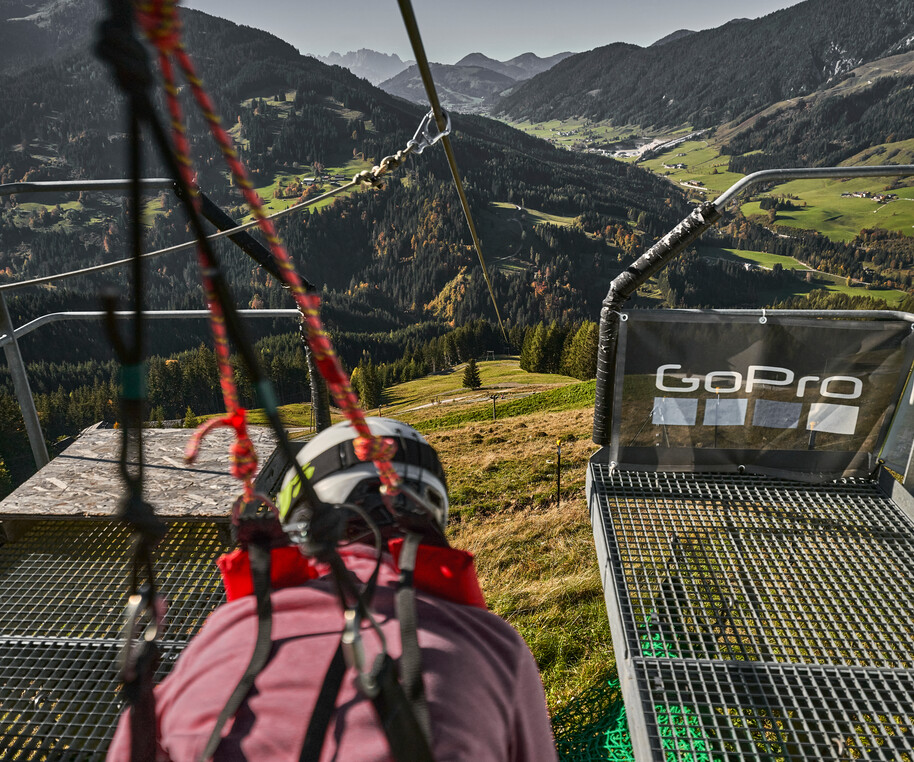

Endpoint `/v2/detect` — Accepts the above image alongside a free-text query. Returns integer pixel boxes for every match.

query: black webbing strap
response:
[125,639,160,761]
[395,532,432,741]
[304,534,434,762]
[198,541,273,761]
[299,546,385,762]
[298,644,346,761]
[371,654,435,762]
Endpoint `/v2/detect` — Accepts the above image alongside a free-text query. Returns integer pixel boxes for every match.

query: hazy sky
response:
[183,0,806,63]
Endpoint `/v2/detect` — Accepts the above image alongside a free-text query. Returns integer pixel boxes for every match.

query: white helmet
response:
[277,417,449,536]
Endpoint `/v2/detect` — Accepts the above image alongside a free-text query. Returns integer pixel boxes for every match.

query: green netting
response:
[552,624,716,761]
[552,670,628,761]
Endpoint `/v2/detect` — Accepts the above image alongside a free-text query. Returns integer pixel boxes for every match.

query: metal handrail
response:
[592,164,914,446]
[0,179,173,197]
[0,309,302,470]
[0,309,300,347]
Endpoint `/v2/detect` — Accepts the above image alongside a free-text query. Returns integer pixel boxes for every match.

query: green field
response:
[489,201,575,228]
[638,139,742,196]
[250,157,375,218]
[699,244,908,305]
[504,118,638,149]
[479,202,579,271]
[503,118,689,153]
[742,178,914,242]
[631,131,914,242]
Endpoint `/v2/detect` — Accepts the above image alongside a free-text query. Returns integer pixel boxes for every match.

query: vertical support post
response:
[904,435,914,490]
[0,292,49,468]
[491,394,497,421]
[303,333,331,432]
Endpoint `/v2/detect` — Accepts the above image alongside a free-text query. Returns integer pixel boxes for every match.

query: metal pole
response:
[0,293,49,469]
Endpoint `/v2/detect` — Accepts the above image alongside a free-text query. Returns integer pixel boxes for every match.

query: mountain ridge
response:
[496,0,914,128]
[380,51,574,113]
[314,48,413,85]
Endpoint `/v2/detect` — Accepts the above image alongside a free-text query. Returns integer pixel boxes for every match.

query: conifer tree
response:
[0,456,11,499]
[462,358,482,390]
[184,406,199,429]
[526,324,548,373]
[519,326,535,370]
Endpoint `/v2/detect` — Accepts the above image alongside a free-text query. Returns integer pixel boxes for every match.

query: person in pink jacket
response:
[108,418,557,761]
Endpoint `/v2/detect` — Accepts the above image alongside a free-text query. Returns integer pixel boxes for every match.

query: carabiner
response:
[407,108,452,155]
[119,582,166,683]
[341,607,380,697]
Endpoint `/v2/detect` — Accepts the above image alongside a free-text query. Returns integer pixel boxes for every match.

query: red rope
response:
[185,409,257,487]
[136,0,400,493]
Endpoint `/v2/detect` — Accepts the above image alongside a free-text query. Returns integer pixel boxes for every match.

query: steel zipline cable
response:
[395,0,509,344]
[0,144,419,294]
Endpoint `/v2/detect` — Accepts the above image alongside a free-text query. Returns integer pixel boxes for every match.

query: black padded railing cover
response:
[589,463,914,760]
[0,519,232,759]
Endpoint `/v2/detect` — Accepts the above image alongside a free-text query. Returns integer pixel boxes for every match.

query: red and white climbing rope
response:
[135,0,437,494]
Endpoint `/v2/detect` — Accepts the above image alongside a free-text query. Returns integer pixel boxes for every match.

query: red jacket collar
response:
[217,540,487,610]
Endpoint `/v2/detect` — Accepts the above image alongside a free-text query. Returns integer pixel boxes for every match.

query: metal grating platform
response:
[589,463,914,760]
[0,519,232,760]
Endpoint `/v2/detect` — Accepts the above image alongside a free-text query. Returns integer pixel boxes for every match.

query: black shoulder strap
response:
[125,639,160,761]
[371,654,435,762]
[299,535,435,762]
[395,531,432,740]
[298,644,346,762]
[299,548,384,762]
[198,540,273,761]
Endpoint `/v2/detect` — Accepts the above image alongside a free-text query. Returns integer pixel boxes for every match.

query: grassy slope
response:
[698,244,908,306]
[244,359,610,711]
[506,105,914,307]
[511,120,913,305]
[633,133,914,246]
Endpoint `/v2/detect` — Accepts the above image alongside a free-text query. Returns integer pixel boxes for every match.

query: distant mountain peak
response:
[379,51,573,114]
[313,49,412,85]
[650,29,696,47]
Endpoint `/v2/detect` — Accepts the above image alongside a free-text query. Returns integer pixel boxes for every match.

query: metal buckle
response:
[341,607,381,697]
[119,582,166,683]
[408,109,452,155]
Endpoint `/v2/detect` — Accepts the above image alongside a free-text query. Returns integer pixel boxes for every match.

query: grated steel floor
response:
[0,519,232,760]
[590,464,914,761]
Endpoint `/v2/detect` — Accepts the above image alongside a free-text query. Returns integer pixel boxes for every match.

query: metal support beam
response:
[0,293,48,469]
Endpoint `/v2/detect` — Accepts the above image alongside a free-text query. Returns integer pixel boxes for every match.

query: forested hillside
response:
[723,75,914,172]
[0,4,686,368]
[0,3,705,491]
[496,0,914,127]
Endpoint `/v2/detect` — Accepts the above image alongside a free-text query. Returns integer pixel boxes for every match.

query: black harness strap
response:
[96,4,167,761]
[199,538,273,760]
[299,540,385,762]
[299,532,435,762]
[125,635,160,762]
[395,531,432,741]
[370,654,435,762]
[298,644,347,762]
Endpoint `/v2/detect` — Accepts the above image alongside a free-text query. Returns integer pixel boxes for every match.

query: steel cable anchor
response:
[407,108,452,155]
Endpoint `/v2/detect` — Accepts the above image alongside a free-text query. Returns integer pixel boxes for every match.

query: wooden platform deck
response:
[0,427,277,519]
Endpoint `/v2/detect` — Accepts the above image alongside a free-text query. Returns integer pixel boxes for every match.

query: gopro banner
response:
[611,311,914,481]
